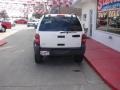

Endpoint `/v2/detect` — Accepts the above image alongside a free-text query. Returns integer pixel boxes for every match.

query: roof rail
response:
[43,14,51,19]
[43,14,46,18]
[71,13,77,17]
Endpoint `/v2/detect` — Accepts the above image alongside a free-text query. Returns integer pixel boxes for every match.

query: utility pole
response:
[58,0,60,14]
[44,0,48,14]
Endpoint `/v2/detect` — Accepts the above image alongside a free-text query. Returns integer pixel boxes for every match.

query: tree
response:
[32,13,42,18]
[50,0,73,14]
[0,10,9,18]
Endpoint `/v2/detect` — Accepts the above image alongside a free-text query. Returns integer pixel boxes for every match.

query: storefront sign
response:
[98,0,120,11]
[98,9,120,17]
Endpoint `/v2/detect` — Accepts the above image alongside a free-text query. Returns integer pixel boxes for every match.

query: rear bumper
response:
[34,44,86,56]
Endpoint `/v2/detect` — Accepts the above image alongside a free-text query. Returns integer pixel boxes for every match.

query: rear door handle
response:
[57,44,65,46]
[72,35,80,37]
[58,36,65,38]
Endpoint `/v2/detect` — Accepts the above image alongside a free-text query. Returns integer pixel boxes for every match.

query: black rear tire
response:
[2,27,6,32]
[35,54,43,64]
[74,55,84,63]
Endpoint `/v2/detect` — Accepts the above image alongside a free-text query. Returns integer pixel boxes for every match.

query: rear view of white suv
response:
[34,14,86,64]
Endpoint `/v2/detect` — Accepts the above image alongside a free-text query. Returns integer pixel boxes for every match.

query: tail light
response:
[34,34,40,45]
[82,34,87,44]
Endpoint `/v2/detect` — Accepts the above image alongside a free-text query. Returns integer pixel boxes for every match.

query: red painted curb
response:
[84,56,117,90]
[84,39,120,90]
[0,40,7,46]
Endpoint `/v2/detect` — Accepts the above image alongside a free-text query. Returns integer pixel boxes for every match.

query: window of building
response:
[97,0,120,35]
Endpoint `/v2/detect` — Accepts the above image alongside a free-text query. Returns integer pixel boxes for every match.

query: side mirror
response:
[34,24,37,29]
[82,24,88,33]
[84,28,88,34]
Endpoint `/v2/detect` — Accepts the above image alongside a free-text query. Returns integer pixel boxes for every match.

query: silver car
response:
[0,22,6,32]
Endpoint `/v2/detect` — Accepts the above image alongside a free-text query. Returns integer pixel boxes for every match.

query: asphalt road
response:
[0,25,111,90]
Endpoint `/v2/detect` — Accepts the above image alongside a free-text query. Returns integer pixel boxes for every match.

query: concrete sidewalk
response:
[0,25,27,46]
[85,39,120,90]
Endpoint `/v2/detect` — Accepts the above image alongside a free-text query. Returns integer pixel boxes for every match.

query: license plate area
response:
[40,51,50,56]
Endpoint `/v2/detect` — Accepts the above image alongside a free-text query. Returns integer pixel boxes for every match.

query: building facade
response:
[73,0,120,52]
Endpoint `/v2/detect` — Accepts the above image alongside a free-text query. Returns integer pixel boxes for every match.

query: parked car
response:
[3,18,16,27]
[33,14,87,64]
[27,19,39,29]
[2,22,11,29]
[27,19,36,27]
[0,22,6,32]
[0,19,12,32]
[15,19,27,24]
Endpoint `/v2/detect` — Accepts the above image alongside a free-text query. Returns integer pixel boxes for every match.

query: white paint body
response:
[36,14,84,48]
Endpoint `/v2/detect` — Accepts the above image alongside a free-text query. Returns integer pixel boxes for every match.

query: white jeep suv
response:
[34,14,86,64]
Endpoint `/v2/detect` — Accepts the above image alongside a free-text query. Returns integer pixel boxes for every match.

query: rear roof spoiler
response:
[43,14,77,17]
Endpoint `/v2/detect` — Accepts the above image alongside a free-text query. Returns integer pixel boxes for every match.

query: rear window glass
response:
[39,16,82,31]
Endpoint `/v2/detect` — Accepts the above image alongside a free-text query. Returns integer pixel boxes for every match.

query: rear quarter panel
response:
[2,22,12,29]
